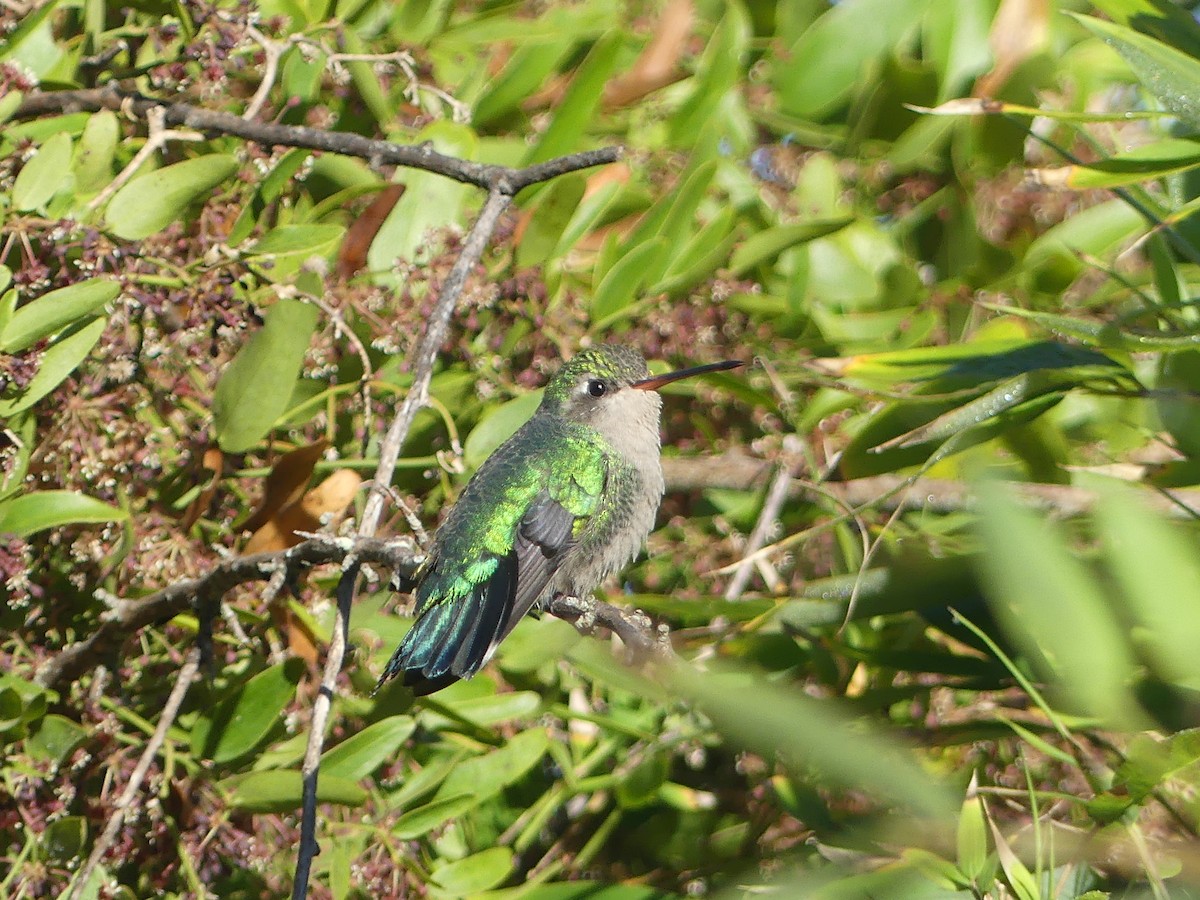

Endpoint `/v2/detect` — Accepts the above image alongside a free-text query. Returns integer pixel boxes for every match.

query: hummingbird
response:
[377,345,743,696]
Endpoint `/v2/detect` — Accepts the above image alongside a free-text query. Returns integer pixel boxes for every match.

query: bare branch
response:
[547,594,667,663]
[35,536,420,690]
[292,187,515,900]
[13,88,622,194]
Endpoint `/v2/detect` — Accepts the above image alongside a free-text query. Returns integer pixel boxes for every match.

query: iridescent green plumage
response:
[377,345,742,696]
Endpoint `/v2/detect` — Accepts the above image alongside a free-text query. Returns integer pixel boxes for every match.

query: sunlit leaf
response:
[211,298,319,453]
[105,155,239,239]
[0,490,127,538]
[0,278,120,353]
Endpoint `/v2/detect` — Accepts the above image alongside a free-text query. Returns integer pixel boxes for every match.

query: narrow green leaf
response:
[105,155,239,240]
[664,662,959,821]
[774,0,932,120]
[434,728,549,803]
[590,237,668,322]
[1096,485,1200,684]
[73,110,119,196]
[463,390,543,470]
[1031,138,1200,190]
[0,491,126,538]
[516,175,587,269]
[668,5,749,145]
[195,659,304,764]
[475,40,574,126]
[222,770,366,812]
[321,715,416,781]
[423,691,542,730]
[0,316,107,417]
[392,793,478,839]
[956,774,988,883]
[211,298,319,453]
[1,278,120,353]
[524,31,622,165]
[1073,13,1200,128]
[975,481,1146,728]
[431,847,514,895]
[13,132,73,211]
[729,219,852,276]
[366,122,476,283]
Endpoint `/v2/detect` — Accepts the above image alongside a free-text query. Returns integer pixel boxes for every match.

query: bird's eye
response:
[586,379,607,398]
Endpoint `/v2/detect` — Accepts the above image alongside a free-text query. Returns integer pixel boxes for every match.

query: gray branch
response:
[13,88,622,194]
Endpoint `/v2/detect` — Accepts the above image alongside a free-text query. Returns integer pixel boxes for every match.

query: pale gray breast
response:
[555,388,665,598]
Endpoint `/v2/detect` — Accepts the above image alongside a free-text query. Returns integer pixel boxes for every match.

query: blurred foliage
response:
[8,0,1200,897]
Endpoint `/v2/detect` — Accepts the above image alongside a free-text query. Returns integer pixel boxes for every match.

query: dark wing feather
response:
[377,490,580,697]
[504,490,579,637]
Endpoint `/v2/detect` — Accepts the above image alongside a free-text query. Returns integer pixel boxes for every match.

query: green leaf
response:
[242,224,345,283]
[652,206,738,297]
[0,278,120,353]
[26,714,88,766]
[728,219,853,276]
[105,155,239,240]
[431,847,514,895]
[974,481,1146,728]
[0,316,106,417]
[475,39,574,126]
[591,237,668,323]
[434,728,549,803]
[956,775,988,883]
[668,6,750,145]
[1089,0,1200,59]
[1023,198,1145,294]
[463,390,543,470]
[12,131,73,211]
[42,816,87,861]
[73,110,119,196]
[615,750,670,810]
[367,122,476,283]
[1073,13,1200,128]
[1095,485,1200,685]
[222,769,366,812]
[524,31,623,165]
[1112,730,1200,805]
[392,793,478,839]
[426,690,542,728]
[211,298,319,453]
[664,662,959,821]
[1031,138,1200,189]
[516,174,587,269]
[774,0,932,121]
[194,659,305,764]
[0,490,126,538]
[320,715,416,781]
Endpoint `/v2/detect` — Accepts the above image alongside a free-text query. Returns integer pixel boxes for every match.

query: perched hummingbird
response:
[377,345,743,696]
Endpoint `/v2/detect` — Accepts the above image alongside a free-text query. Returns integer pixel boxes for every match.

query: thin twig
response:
[14,88,622,193]
[723,447,798,601]
[291,188,515,900]
[35,535,420,690]
[64,647,202,900]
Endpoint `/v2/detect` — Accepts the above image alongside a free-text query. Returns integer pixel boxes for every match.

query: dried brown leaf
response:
[604,0,695,108]
[180,446,224,530]
[240,440,330,533]
[975,0,1049,97]
[336,184,406,280]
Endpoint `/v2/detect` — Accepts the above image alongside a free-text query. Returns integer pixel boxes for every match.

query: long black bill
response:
[630,359,745,392]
